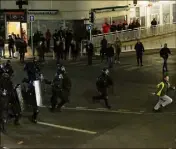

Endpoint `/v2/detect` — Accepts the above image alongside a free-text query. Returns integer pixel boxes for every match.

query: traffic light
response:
[89,11,95,23]
[16,0,28,9]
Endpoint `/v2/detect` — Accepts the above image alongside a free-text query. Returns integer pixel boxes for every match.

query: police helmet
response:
[57,64,66,73]
[102,68,109,75]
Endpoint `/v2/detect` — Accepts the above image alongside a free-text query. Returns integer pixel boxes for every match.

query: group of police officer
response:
[0,55,113,134]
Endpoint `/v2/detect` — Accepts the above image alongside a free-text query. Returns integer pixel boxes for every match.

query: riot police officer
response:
[0,73,20,132]
[0,64,5,78]
[50,65,71,112]
[92,68,113,109]
[22,78,39,123]
[24,57,41,82]
[4,60,14,78]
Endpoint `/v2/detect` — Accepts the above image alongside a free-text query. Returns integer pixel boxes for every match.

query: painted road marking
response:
[39,106,176,115]
[38,121,97,135]
[64,107,143,115]
[76,106,87,109]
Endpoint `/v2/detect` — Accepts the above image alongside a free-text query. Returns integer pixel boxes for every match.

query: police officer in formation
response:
[4,60,14,77]
[22,57,42,123]
[50,64,71,112]
[92,68,113,109]
[0,72,21,133]
[24,57,41,81]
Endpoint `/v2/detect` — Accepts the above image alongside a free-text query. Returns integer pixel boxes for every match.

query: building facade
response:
[129,1,176,27]
[0,0,175,39]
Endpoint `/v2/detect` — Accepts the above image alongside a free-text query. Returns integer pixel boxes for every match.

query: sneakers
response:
[153,107,162,112]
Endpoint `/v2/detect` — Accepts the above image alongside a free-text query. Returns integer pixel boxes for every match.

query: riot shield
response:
[16,85,24,112]
[33,80,42,106]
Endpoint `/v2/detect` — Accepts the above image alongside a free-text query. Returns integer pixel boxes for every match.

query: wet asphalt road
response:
[1,49,176,148]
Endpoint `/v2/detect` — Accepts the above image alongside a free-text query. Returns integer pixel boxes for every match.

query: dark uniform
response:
[4,60,14,77]
[22,78,39,123]
[23,59,41,123]
[92,68,113,109]
[24,58,41,82]
[50,65,71,112]
[0,73,21,133]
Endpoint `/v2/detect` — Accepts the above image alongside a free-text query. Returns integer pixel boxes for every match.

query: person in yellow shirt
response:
[152,74,175,112]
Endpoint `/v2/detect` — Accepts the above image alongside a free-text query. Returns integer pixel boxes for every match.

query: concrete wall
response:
[0,1,130,20]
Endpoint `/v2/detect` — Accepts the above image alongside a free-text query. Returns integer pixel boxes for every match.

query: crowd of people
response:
[92,18,159,35]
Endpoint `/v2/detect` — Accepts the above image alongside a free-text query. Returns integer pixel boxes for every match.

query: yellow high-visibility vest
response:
[156,82,165,96]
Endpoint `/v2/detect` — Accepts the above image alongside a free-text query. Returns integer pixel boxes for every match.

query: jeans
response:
[163,57,168,71]
[154,95,172,110]
[108,57,113,68]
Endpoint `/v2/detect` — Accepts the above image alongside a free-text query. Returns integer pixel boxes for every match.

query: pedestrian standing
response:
[71,40,77,60]
[134,39,144,66]
[19,39,27,63]
[106,43,114,68]
[160,43,171,73]
[114,37,122,63]
[0,36,4,59]
[45,29,51,52]
[86,41,94,65]
[100,36,107,62]
[8,35,15,58]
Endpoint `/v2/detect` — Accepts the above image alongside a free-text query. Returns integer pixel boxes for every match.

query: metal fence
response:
[91,23,176,52]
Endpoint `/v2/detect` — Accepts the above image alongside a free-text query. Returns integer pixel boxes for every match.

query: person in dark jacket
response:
[37,38,46,62]
[86,41,94,65]
[106,43,114,68]
[8,35,15,58]
[152,74,175,112]
[24,57,41,82]
[53,30,59,50]
[92,68,113,109]
[0,36,4,58]
[100,36,108,62]
[18,39,27,62]
[134,39,144,66]
[160,43,171,72]
[114,37,122,63]
[71,40,77,60]
[110,21,117,32]
[4,60,14,78]
[50,65,71,112]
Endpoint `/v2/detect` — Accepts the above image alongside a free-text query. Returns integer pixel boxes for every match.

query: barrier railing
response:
[91,23,176,54]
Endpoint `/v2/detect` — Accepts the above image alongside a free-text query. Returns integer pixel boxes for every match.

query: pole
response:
[89,28,92,41]
[31,21,34,56]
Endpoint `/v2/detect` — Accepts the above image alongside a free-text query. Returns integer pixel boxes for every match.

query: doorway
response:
[6,21,27,42]
[7,22,20,37]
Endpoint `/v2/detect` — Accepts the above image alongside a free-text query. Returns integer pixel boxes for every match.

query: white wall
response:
[0,0,130,20]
